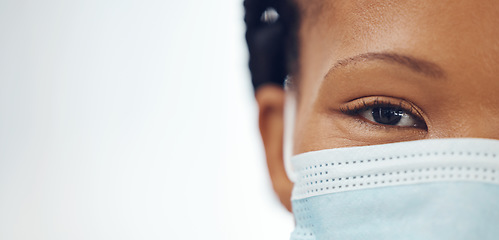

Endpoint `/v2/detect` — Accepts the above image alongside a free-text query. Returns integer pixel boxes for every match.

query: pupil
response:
[372,107,403,125]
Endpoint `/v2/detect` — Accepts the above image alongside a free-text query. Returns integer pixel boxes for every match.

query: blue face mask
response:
[289,138,499,240]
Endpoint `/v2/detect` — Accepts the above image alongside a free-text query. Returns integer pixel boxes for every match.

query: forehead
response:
[295,0,499,93]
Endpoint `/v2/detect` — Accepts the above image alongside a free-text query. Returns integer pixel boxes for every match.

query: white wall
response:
[0,0,293,239]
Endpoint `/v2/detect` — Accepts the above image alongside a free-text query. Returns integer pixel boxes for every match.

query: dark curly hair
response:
[244,0,300,91]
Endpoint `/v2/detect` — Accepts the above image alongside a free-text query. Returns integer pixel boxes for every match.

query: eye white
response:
[359,107,418,127]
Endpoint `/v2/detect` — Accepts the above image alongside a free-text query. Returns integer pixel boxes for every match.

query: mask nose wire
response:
[283,76,297,182]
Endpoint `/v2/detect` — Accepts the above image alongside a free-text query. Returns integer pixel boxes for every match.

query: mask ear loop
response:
[283,76,297,182]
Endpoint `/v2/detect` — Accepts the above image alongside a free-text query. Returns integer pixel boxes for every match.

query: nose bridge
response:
[432,109,499,140]
[463,126,499,139]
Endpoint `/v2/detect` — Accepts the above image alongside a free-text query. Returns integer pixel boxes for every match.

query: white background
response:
[0,0,293,239]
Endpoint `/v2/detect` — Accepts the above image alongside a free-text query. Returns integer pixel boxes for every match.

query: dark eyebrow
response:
[326,52,446,79]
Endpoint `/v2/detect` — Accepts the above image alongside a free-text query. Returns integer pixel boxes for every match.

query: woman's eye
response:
[359,106,421,127]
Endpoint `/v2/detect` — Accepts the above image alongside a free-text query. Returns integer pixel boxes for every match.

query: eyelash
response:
[339,97,426,128]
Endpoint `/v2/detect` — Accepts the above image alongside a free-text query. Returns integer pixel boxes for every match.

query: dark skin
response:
[256,0,499,212]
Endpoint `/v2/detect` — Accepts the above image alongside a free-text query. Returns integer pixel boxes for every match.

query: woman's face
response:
[293,0,499,155]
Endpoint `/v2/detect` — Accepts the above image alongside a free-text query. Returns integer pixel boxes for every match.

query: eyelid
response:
[338,96,427,128]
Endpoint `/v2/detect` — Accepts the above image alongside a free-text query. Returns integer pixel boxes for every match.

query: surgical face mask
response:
[289,138,499,240]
